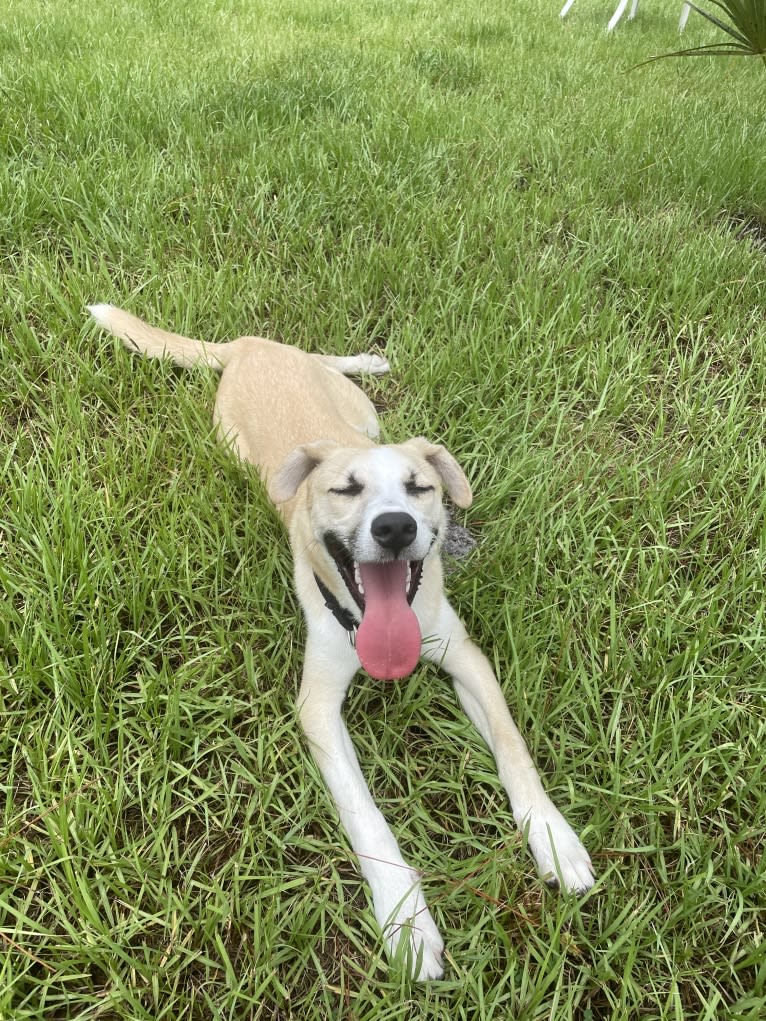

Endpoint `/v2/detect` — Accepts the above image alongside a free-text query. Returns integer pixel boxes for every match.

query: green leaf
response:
[635,0,766,67]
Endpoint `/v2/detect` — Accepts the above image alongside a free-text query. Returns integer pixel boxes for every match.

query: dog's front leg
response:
[423,599,595,894]
[298,626,445,979]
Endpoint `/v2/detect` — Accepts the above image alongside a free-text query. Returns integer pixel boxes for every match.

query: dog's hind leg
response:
[423,599,595,895]
[312,358,385,440]
[315,352,390,377]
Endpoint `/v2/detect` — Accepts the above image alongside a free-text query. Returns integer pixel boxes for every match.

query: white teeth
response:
[406,564,411,589]
[354,562,364,594]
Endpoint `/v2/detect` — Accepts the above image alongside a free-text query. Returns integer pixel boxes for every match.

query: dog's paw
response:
[522,807,595,895]
[358,353,390,376]
[372,873,445,979]
[384,906,445,981]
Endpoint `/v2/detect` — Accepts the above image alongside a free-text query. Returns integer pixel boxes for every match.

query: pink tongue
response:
[355,561,421,681]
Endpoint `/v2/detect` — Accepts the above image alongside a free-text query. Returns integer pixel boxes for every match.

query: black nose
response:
[371,512,418,555]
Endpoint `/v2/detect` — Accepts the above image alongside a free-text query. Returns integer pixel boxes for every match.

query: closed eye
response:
[329,478,364,497]
[405,480,435,497]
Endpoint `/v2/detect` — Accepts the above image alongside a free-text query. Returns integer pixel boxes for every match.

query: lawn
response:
[1,0,765,1018]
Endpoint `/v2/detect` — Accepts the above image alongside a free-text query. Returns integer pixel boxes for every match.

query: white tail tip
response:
[87,303,116,327]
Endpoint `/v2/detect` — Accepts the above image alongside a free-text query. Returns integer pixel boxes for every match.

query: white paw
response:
[358,353,390,376]
[373,874,445,979]
[385,912,445,980]
[521,807,595,894]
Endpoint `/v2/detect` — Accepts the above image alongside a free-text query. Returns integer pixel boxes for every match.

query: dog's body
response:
[89,304,594,979]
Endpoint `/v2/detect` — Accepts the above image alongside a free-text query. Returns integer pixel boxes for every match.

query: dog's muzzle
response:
[322,531,425,680]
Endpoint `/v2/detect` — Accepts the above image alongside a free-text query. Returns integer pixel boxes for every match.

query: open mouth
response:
[322,532,425,681]
[324,533,423,612]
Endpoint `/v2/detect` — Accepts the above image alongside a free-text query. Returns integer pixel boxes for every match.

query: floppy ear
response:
[268,441,338,503]
[404,437,473,509]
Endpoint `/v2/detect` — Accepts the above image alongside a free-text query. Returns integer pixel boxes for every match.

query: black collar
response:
[314,573,358,633]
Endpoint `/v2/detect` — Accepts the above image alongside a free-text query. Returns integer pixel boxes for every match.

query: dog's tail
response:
[88,304,242,371]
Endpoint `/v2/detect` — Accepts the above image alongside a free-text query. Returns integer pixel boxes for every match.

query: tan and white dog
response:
[89,304,594,979]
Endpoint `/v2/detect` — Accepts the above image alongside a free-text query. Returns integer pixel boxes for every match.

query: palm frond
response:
[688,2,751,45]
[634,0,766,69]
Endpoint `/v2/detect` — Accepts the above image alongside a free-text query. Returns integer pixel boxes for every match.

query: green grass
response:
[2,0,766,1017]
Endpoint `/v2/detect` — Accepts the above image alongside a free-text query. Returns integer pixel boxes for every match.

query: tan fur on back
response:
[214,339,374,498]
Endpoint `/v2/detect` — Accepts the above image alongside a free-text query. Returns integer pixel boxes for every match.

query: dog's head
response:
[269,438,472,680]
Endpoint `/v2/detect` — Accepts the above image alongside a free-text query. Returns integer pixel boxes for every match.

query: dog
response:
[559,0,690,34]
[88,304,595,979]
